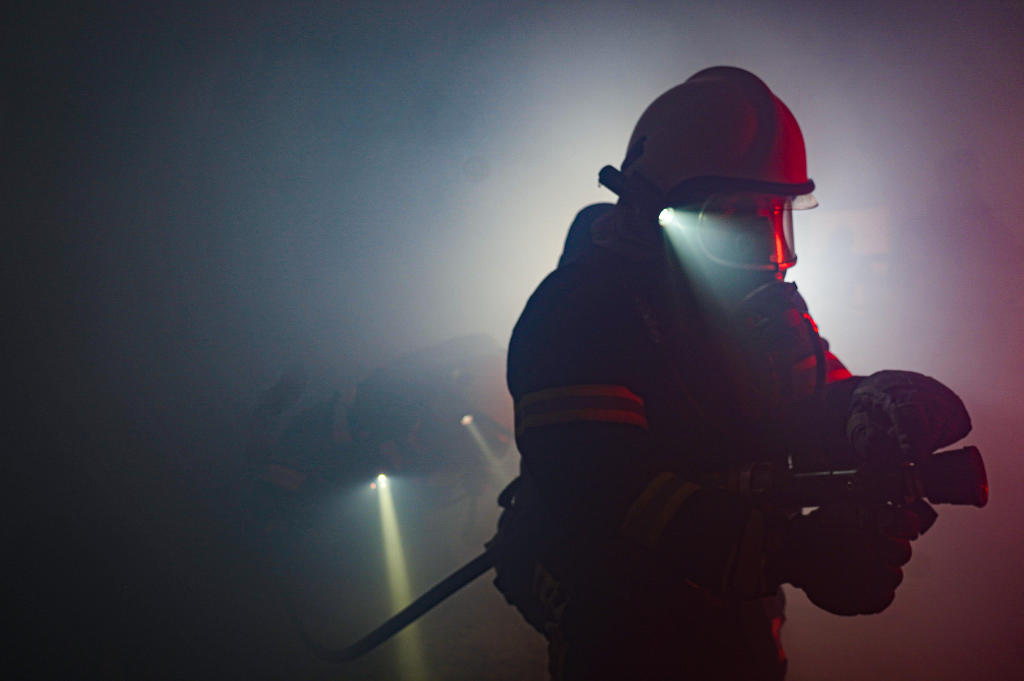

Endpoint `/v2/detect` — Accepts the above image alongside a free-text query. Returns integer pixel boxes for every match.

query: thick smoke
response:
[9,1,1021,679]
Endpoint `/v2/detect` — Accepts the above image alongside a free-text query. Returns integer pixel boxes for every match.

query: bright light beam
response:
[376,476,427,680]
[462,417,516,489]
[658,207,738,309]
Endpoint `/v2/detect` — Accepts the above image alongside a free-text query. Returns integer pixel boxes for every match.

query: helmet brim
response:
[663,175,816,209]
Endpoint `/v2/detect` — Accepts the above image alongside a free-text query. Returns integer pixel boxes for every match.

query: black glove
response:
[847,370,971,462]
[770,504,924,616]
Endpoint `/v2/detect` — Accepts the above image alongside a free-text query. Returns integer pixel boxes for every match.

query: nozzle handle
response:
[921,446,989,507]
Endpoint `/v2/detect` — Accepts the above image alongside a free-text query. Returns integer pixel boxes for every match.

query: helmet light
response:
[660,192,805,272]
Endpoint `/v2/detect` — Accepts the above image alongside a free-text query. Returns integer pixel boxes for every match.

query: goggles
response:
[659,191,815,272]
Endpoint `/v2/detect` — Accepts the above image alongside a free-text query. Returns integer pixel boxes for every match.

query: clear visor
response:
[660,192,813,272]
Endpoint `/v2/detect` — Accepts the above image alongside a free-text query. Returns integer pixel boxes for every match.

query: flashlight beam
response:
[377,479,427,679]
[463,418,516,489]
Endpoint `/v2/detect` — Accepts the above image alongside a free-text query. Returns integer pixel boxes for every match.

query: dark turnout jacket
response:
[503,205,852,680]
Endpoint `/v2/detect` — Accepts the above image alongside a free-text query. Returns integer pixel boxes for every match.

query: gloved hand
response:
[847,370,971,462]
[769,504,925,616]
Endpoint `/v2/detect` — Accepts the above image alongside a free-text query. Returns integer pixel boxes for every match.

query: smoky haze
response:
[8,1,1022,679]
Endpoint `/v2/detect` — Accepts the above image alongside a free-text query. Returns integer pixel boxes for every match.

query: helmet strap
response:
[598,165,666,224]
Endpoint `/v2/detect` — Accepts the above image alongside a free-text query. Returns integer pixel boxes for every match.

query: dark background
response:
[7,1,1023,679]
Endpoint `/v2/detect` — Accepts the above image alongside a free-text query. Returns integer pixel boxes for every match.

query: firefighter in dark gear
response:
[245,335,514,537]
[497,67,971,680]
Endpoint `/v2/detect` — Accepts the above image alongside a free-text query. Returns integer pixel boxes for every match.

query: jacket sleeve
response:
[508,265,780,598]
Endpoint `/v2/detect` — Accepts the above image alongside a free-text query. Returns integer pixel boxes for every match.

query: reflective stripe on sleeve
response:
[514,384,648,437]
[620,472,701,549]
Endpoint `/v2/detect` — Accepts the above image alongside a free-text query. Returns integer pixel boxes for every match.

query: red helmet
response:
[601,67,816,273]
[623,66,815,204]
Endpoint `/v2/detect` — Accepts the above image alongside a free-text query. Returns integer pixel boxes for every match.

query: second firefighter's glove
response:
[846,370,971,462]
[769,504,923,616]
